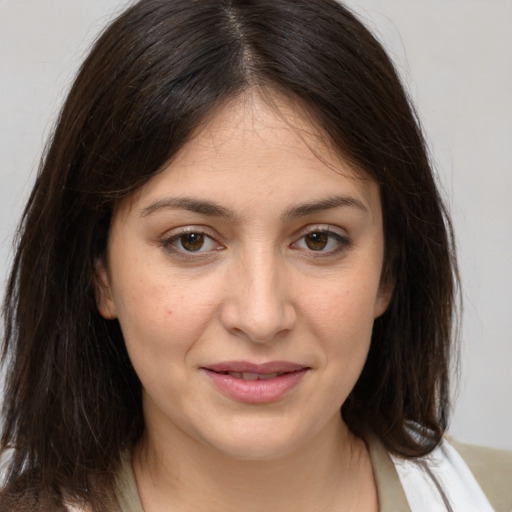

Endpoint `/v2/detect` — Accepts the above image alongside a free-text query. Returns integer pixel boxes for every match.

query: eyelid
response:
[160,226,224,259]
[291,224,351,255]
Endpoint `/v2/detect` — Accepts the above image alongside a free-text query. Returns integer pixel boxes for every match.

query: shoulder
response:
[111,451,143,512]
[449,438,512,512]
[384,437,511,512]
[0,474,116,512]
[0,487,68,512]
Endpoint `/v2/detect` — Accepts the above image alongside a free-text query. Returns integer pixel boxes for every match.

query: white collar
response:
[390,439,495,512]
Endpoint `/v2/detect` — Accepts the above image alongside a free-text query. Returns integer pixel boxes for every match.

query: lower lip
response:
[202,369,308,404]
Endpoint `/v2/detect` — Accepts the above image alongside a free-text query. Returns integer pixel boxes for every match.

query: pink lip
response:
[205,360,307,374]
[201,361,309,404]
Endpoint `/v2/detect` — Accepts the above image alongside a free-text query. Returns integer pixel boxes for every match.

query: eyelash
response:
[160,227,224,259]
[159,226,350,260]
[291,227,350,257]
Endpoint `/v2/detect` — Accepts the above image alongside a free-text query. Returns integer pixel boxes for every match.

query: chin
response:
[210,438,298,462]
[199,420,310,462]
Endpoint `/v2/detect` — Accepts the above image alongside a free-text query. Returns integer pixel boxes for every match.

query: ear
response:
[93,257,117,319]
[374,275,394,319]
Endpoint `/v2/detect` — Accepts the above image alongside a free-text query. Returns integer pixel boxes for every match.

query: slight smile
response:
[201,361,310,404]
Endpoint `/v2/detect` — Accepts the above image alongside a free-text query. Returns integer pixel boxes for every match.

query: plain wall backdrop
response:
[1,0,511,450]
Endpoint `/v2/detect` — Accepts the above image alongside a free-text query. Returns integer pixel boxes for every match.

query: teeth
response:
[225,371,281,380]
[257,372,279,380]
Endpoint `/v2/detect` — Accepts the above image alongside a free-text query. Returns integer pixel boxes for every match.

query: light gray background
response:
[1,1,511,450]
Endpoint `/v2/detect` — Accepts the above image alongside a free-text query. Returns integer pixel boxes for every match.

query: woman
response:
[1,0,510,511]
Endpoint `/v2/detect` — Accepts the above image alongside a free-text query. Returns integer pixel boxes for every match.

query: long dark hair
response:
[1,0,458,509]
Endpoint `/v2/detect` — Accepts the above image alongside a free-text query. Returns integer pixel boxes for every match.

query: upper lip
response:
[202,361,309,374]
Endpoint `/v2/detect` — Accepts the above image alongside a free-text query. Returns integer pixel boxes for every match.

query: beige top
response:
[110,439,512,512]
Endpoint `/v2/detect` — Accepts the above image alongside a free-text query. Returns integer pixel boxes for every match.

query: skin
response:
[95,90,391,511]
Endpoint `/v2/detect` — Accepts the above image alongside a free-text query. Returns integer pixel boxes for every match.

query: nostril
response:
[218,272,297,342]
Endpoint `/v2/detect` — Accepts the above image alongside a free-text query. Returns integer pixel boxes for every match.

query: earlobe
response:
[374,279,394,319]
[93,258,117,319]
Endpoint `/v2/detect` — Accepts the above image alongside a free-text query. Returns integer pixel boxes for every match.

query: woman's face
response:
[95,92,392,460]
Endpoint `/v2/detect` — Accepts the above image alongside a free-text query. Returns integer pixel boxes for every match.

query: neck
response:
[132,416,377,512]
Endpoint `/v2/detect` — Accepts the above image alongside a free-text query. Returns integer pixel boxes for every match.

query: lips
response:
[201,361,309,404]
[204,361,307,374]
[217,371,285,381]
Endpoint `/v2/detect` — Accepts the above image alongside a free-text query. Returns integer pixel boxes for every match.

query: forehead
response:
[175,90,355,177]
[121,89,380,220]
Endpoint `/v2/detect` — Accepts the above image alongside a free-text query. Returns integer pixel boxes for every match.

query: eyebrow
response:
[141,194,368,219]
[281,195,368,220]
[141,197,236,218]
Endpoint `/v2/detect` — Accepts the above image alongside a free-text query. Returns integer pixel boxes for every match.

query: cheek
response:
[112,267,222,362]
[302,272,379,373]
[304,273,379,333]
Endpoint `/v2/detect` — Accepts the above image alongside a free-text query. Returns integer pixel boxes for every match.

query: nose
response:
[220,251,297,343]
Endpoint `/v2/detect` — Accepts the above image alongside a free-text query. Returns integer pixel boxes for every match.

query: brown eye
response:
[292,228,349,256]
[161,230,223,256]
[180,233,205,251]
[305,232,329,251]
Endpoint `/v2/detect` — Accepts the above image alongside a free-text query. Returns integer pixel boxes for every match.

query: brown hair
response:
[1,0,458,509]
